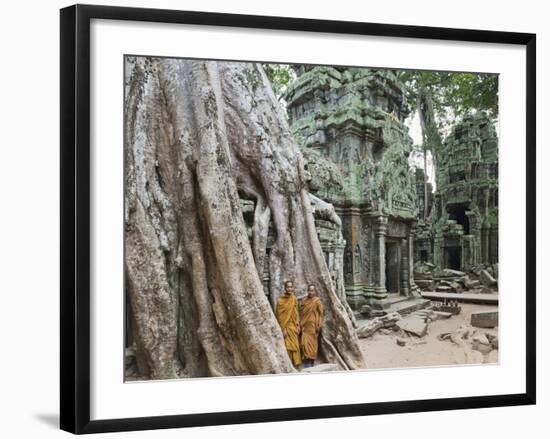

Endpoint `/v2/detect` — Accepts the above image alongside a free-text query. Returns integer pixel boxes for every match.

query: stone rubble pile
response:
[413,261,498,295]
[438,323,499,363]
[356,307,454,340]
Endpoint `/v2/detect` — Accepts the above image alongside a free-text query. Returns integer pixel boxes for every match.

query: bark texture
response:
[124,57,365,379]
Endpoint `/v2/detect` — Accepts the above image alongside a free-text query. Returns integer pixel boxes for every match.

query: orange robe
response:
[276,293,302,366]
[300,296,323,360]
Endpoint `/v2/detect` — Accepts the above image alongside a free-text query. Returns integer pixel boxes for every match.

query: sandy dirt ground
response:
[359,303,499,370]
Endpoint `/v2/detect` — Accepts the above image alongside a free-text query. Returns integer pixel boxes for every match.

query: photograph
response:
[123,56,500,381]
[0,0,543,436]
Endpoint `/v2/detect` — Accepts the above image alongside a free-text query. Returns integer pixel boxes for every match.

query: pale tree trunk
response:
[417,89,439,220]
[124,57,365,379]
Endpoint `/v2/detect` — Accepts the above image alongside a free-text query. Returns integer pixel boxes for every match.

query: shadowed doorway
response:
[444,246,462,270]
[385,240,401,294]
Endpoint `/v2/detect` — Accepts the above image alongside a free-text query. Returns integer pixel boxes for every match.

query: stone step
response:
[421,291,498,305]
[371,294,411,308]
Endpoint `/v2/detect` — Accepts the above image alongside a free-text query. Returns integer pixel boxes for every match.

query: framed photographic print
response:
[60,4,536,434]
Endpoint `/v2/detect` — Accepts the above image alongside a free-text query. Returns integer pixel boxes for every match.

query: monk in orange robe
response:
[300,284,324,368]
[276,281,302,367]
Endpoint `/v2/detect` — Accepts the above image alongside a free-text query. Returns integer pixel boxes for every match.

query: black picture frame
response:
[60,3,536,434]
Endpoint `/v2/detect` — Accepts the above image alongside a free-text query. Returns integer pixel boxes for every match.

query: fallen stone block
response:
[471,310,498,328]
[381,311,401,321]
[486,349,499,364]
[414,279,433,290]
[443,268,466,277]
[409,310,432,323]
[480,269,498,287]
[470,265,483,276]
[357,319,383,339]
[458,275,469,287]
[301,363,342,373]
[439,326,472,346]
[486,333,499,349]
[356,312,400,339]
[472,334,493,354]
[396,337,407,347]
[396,318,428,337]
[473,333,490,344]
[432,311,453,320]
[450,281,463,293]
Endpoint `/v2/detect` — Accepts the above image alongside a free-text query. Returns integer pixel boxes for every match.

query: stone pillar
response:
[489,227,498,264]
[461,236,470,271]
[481,226,490,264]
[372,216,388,298]
[481,187,490,265]
[334,240,347,302]
[400,238,410,296]
[342,208,366,308]
[409,231,419,295]
[434,236,445,268]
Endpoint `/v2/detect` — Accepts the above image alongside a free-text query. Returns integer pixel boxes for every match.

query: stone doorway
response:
[444,246,462,270]
[447,203,470,234]
[385,240,401,294]
[420,249,428,262]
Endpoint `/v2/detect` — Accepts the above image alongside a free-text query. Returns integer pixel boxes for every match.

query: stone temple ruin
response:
[284,66,420,311]
[239,69,500,368]
[430,113,499,271]
[411,113,499,298]
[240,66,499,314]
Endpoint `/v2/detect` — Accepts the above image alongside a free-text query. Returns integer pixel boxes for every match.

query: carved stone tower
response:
[431,113,498,271]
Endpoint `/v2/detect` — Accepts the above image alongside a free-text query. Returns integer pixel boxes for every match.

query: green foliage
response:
[262,64,295,101]
[397,70,499,131]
